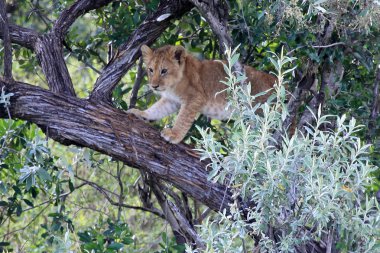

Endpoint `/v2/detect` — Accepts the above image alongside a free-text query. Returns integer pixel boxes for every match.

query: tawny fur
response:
[127,45,277,144]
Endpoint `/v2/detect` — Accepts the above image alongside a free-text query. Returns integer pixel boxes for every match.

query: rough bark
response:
[371,67,380,121]
[368,66,380,142]
[0,24,38,50]
[0,80,232,213]
[33,0,118,96]
[0,0,12,80]
[148,177,204,248]
[35,33,76,96]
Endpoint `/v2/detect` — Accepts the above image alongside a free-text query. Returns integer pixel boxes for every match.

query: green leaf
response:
[122,237,134,245]
[119,101,129,110]
[25,176,33,191]
[314,5,327,13]
[12,185,22,195]
[78,231,92,243]
[161,232,168,242]
[0,181,7,193]
[313,0,328,5]
[173,244,186,251]
[283,66,298,76]
[51,221,61,231]
[48,212,62,218]
[269,57,279,71]
[23,199,34,207]
[16,204,22,216]
[230,53,240,67]
[36,168,52,182]
[107,242,124,250]
[83,242,101,250]
[68,180,75,192]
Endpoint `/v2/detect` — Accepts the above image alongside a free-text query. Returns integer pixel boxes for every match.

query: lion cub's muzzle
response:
[151,84,166,92]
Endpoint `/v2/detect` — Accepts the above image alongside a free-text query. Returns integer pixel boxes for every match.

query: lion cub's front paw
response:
[161,128,183,144]
[127,108,148,121]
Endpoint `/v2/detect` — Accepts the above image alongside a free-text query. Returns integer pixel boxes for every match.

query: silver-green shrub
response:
[187,48,380,252]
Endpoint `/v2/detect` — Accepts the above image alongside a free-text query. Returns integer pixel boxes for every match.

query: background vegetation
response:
[1,0,380,252]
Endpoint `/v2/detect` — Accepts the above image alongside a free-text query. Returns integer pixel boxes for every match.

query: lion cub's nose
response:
[152,84,159,89]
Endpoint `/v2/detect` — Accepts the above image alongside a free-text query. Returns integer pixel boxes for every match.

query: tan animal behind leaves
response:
[127,45,277,144]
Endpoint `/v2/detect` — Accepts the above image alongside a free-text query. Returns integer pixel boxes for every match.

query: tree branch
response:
[53,0,115,39]
[0,23,75,95]
[297,62,344,130]
[90,0,193,103]
[35,33,76,96]
[78,175,165,218]
[188,0,245,77]
[75,175,120,198]
[1,204,50,239]
[294,18,340,132]
[0,70,328,253]
[129,58,145,109]
[368,66,380,142]
[23,183,87,212]
[270,71,316,147]
[149,177,204,248]
[0,24,39,50]
[0,0,116,96]
[0,0,12,80]
[28,0,53,28]
[312,42,345,48]
[371,66,380,120]
[188,0,231,52]
[0,80,232,214]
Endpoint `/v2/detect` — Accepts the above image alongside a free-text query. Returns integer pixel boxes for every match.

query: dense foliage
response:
[190,48,380,252]
[1,0,380,252]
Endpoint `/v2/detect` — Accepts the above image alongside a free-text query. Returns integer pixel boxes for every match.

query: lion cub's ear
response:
[141,45,153,63]
[172,46,186,65]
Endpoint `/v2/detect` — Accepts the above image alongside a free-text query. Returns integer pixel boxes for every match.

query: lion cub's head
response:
[141,45,186,92]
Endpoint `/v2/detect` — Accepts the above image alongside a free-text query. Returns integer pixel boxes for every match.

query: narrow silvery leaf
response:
[156,13,171,22]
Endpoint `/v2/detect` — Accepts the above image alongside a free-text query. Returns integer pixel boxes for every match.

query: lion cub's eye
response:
[148,68,153,74]
[161,69,168,75]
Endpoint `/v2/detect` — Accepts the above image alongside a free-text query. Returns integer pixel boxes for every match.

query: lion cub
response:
[127,45,276,144]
